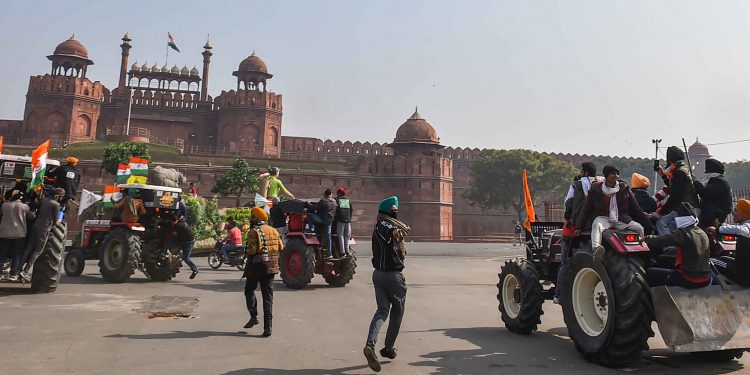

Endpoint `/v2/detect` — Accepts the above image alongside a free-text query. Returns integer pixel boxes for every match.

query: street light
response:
[652,139,662,194]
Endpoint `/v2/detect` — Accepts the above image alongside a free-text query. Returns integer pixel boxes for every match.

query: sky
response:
[1,0,749,161]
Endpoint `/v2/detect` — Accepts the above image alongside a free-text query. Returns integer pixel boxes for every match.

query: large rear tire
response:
[63,249,85,277]
[30,222,67,293]
[143,240,181,281]
[279,238,315,289]
[323,253,357,287]
[561,249,654,368]
[497,260,544,334]
[98,228,139,283]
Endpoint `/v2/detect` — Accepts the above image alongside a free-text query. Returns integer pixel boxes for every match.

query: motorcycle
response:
[208,240,246,271]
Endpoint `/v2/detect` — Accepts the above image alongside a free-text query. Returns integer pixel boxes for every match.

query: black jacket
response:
[662,164,700,214]
[54,165,81,200]
[335,196,353,223]
[372,217,405,272]
[172,221,195,244]
[694,175,732,228]
[309,197,337,225]
[632,188,657,214]
[644,226,711,281]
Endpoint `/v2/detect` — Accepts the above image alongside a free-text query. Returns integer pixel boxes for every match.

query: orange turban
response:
[66,157,79,166]
[630,173,650,189]
[251,207,269,222]
[737,199,750,219]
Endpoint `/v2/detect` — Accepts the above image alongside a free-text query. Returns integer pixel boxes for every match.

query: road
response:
[0,242,746,374]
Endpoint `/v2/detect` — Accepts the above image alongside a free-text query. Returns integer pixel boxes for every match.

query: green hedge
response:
[185,196,222,240]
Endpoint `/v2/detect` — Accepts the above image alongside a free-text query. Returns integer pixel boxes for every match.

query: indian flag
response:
[28,140,50,191]
[116,163,131,183]
[103,185,121,208]
[168,32,180,52]
[127,156,148,184]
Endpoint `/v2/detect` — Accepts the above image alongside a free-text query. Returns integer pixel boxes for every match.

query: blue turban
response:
[379,196,399,213]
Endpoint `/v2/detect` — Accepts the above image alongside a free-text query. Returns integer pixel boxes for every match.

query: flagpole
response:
[165,33,169,70]
[125,87,133,135]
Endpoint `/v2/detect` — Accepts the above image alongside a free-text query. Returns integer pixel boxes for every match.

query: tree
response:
[726,160,750,188]
[463,149,577,224]
[211,158,260,207]
[101,142,151,175]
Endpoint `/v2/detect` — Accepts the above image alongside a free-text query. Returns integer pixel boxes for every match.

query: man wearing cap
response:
[363,196,410,372]
[335,188,353,257]
[653,146,700,235]
[19,188,65,282]
[307,189,337,259]
[243,207,284,337]
[54,157,81,204]
[693,158,732,229]
[576,165,653,259]
[709,199,750,286]
[644,202,711,288]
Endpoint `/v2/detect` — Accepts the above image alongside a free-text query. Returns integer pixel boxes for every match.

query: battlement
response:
[214,89,282,111]
[27,74,105,100]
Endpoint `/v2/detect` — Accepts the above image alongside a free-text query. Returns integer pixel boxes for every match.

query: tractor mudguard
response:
[652,285,750,352]
[286,232,320,246]
[603,230,649,254]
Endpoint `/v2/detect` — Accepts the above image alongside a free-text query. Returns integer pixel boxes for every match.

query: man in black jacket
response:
[19,188,64,282]
[307,189,337,259]
[694,158,732,229]
[54,157,81,205]
[335,188,353,257]
[653,146,700,235]
[363,196,409,372]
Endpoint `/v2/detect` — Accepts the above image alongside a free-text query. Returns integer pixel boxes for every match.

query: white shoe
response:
[7,274,19,282]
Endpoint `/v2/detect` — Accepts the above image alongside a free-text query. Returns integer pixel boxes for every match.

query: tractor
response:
[63,183,184,282]
[497,221,750,368]
[275,199,357,289]
[0,154,66,293]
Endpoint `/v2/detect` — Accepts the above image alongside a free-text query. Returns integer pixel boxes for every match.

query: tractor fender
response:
[286,232,321,246]
[603,230,649,254]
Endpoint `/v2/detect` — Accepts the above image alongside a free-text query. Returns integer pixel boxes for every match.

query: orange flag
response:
[0,135,3,154]
[522,169,536,231]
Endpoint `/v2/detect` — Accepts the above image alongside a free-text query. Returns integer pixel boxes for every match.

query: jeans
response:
[181,240,198,273]
[245,268,274,330]
[221,243,244,261]
[656,211,678,236]
[555,236,573,298]
[366,269,407,350]
[0,238,26,275]
[21,226,51,273]
[336,222,351,256]
[308,214,333,257]
[590,216,644,251]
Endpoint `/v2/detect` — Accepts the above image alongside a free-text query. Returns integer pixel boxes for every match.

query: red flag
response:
[0,135,3,155]
[522,169,536,231]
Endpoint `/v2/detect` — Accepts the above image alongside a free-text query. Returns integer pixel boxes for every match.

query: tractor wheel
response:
[561,250,654,368]
[63,249,85,277]
[694,349,746,362]
[30,222,67,293]
[497,260,544,334]
[323,254,357,287]
[207,251,223,269]
[143,241,182,281]
[279,238,316,289]
[236,252,247,271]
[98,228,139,283]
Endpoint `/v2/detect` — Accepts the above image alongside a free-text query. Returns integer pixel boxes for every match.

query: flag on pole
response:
[127,156,148,184]
[28,140,50,191]
[116,163,131,183]
[103,185,121,208]
[168,32,180,52]
[78,189,103,217]
[0,135,4,155]
[522,169,536,231]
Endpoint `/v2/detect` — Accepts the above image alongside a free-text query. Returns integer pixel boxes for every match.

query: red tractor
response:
[63,184,184,282]
[276,200,357,289]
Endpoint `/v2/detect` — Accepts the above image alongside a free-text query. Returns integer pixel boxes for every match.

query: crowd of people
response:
[0,157,80,282]
[557,146,750,303]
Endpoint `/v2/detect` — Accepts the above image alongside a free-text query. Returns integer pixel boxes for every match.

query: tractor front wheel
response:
[279,238,315,289]
[497,260,544,334]
[64,248,85,277]
[98,228,139,283]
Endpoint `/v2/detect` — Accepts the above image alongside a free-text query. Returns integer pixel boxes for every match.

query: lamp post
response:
[652,139,662,194]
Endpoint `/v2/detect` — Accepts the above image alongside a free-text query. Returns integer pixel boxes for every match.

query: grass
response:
[5,141,353,172]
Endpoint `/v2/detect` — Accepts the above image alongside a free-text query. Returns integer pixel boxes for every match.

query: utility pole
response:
[652,139,662,194]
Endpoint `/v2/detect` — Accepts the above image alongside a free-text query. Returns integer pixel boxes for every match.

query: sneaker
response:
[380,347,397,359]
[363,346,381,372]
[189,270,198,279]
[244,318,259,329]
[593,245,605,262]
[19,271,31,283]
[7,274,18,282]
[262,329,272,337]
[0,273,8,281]
[553,296,560,305]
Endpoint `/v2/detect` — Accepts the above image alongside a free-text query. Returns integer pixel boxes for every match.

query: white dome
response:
[151,63,160,73]
[190,66,199,76]
[180,66,189,75]
[160,64,169,73]
[170,65,180,74]
[131,61,140,71]
[141,62,150,72]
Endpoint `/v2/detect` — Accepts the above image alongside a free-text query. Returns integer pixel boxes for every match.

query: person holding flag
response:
[28,140,51,193]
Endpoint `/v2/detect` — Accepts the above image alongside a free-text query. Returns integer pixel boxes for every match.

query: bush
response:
[185,196,219,240]
[101,142,151,175]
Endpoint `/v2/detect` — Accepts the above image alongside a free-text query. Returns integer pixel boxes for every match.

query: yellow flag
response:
[522,169,536,231]
[127,175,147,184]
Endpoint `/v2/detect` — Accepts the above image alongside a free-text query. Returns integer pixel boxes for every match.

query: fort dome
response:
[238,52,268,73]
[53,35,90,60]
[688,138,710,157]
[393,108,440,145]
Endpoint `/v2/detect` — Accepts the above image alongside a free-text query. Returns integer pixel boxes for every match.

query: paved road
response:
[0,243,746,374]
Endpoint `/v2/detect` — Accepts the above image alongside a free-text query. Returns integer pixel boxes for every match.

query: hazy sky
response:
[1,1,749,161]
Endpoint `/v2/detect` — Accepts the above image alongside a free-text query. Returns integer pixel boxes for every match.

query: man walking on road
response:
[364,196,410,372]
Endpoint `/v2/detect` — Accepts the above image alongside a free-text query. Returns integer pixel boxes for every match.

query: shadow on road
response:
[105,330,254,340]
[407,326,744,374]
[221,364,373,375]
[179,279,333,293]
[60,274,153,285]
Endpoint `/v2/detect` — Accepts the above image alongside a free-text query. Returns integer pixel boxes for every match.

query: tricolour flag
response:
[522,169,536,232]
[116,163,131,183]
[103,185,121,208]
[127,156,148,184]
[28,140,50,191]
[168,32,180,53]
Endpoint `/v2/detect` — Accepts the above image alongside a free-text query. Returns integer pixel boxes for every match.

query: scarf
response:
[378,213,411,256]
[675,215,698,229]
[701,172,721,184]
[601,182,620,222]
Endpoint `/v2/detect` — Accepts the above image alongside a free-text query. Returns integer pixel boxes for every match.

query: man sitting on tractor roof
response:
[575,165,653,261]
[113,189,146,224]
